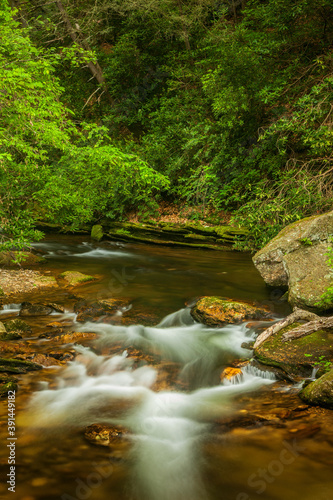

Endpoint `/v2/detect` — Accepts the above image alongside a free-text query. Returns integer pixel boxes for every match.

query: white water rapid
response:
[26,308,276,500]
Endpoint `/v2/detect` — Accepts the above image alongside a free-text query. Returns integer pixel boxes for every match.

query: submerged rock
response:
[74,298,130,322]
[254,323,333,379]
[84,424,130,447]
[300,369,333,409]
[191,297,268,326]
[19,302,53,316]
[5,318,32,336]
[60,271,97,286]
[253,210,333,311]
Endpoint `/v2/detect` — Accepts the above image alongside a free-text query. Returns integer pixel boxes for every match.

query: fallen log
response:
[253,308,319,349]
[281,316,333,342]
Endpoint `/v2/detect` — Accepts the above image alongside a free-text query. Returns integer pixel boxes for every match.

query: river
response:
[0,236,332,500]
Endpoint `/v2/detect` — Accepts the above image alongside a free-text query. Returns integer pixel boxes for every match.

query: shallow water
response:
[0,236,332,500]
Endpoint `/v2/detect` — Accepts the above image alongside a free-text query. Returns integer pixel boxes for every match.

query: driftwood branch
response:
[281,316,333,342]
[253,308,320,349]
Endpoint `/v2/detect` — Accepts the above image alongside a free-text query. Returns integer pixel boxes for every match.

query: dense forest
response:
[1,0,333,250]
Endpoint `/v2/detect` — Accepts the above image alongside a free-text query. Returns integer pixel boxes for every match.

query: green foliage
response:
[2,0,333,252]
[315,240,333,309]
[313,355,333,373]
[0,5,167,252]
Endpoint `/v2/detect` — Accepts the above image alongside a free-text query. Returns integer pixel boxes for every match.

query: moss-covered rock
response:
[253,210,333,311]
[191,297,268,326]
[0,321,20,340]
[60,271,96,286]
[91,224,103,241]
[0,379,18,397]
[299,369,333,408]
[254,323,333,379]
[0,357,42,373]
[5,319,32,335]
[0,251,46,266]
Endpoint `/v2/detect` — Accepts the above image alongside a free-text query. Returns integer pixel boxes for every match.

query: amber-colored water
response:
[0,236,332,500]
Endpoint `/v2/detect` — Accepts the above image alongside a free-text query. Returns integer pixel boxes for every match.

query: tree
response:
[0,2,168,250]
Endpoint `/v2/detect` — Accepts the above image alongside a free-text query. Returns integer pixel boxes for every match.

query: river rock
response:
[191,297,268,326]
[91,225,103,241]
[299,368,333,409]
[0,357,42,373]
[254,323,333,379]
[253,210,333,311]
[19,302,53,316]
[0,321,22,340]
[0,251,46,266]
[5,318,32,335]
[74,298,130,322]
[84,423,129,447]
[60,271,97,286]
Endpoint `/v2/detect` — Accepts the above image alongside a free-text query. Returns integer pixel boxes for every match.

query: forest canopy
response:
[1,0,333,249]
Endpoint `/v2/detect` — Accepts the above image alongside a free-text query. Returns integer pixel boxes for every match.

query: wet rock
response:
[241,341,254,350]
[253,210,333,311]
[0,379,18,397]
[0,322,19,341]
[74,298,130,323]
[52,331,98,343]
[191,297,268,326]
[254,323,333,379]
[45,303,65,313]
[0,357,42,373]
[84,424,129,447]
[220,367,242,382]
[19,302,53,316]
[91,225,103,241]
[60,271,97,286]
[5,318,32,336]
[15,353,62,367]
[300,368,333,409]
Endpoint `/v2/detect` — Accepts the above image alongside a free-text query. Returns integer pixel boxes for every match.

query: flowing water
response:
[0,236,333,500]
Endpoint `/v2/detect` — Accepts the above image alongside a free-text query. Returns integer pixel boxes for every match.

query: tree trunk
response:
[176,0,191,51]
[55,1,107,88]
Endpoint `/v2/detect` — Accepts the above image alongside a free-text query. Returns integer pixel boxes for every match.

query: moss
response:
[300,369,333,408]
[0,332,22,340]
[6,319,32,334]
[91,224,103,241]
[191,296,268,326]
[0,357,42,373]
[254,324,333,378]
[60,271,96,286]
[0,380,18,397]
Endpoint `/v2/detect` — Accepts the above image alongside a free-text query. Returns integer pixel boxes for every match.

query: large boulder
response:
[300,368,333,409]
[191,297,268,326]
[254,323,333,379]
[253,211,333,311]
